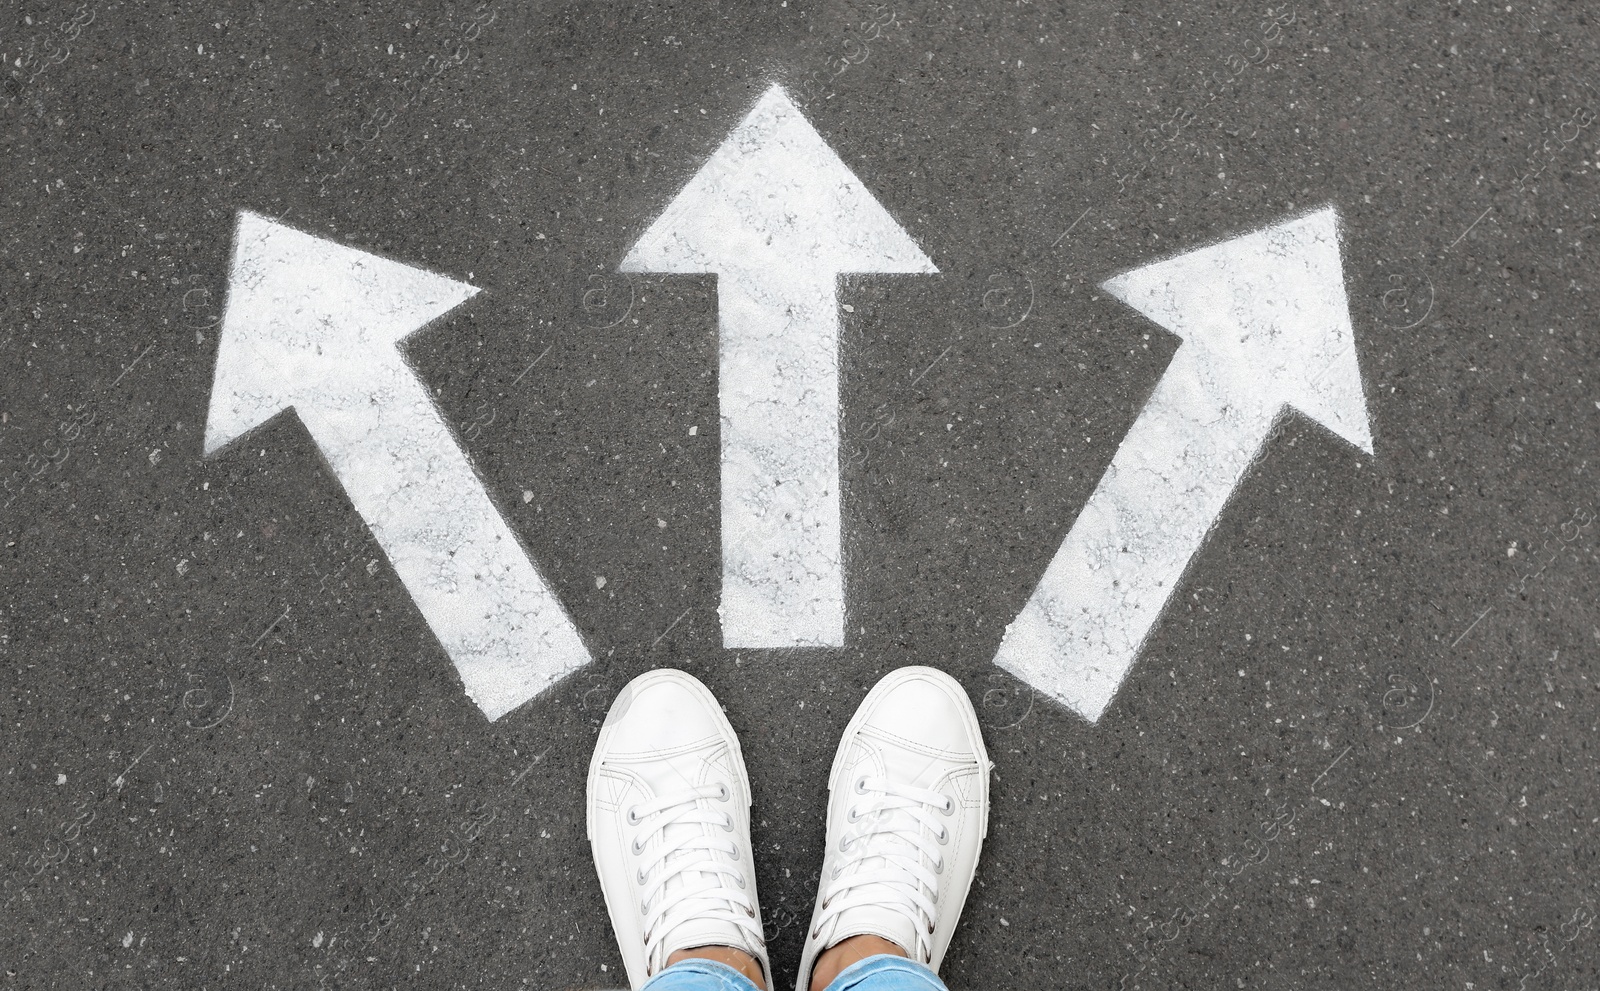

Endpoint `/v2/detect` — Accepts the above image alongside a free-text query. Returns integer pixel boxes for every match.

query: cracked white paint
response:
[206,211,590,720]
[621,85,936,647]
[994,206,1371,722]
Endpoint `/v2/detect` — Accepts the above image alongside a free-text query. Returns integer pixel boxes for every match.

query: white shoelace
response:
[813,775,953,964]
[630,783,761,974]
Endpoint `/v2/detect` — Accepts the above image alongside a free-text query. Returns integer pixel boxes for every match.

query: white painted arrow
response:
[206,211,590,720]
[994,206,1372,722]
[621,85,936,647]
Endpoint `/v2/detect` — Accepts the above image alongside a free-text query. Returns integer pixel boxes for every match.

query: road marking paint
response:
[205,211,591,720]
[995,206,1372,722]
[621,84,936,647]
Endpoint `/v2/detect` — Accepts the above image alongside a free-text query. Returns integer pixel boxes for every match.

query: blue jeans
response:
[641,955,948,991]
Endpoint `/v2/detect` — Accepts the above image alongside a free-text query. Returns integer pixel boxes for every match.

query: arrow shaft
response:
[719,276,843,647]
[995,348,1277,721]
[296,359,588,720]
[619,87,936,648]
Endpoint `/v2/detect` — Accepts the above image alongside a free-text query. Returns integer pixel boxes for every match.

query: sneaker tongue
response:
[659,913,761,959]
[653,812,758,960]
[655,877,766,985]
[870,734,944,791]
[824,830,927,960]
[827,906,920,961]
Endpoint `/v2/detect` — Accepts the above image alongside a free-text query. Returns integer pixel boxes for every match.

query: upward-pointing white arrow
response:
[994,206,1372,722]
[206,211,591,720]
[621,85,936,648]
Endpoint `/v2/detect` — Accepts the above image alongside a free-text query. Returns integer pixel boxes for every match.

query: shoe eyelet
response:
[934,858,945,875]
[716,782,730,802]
[636,867,648,884]
[721,815,735,832]
[937,825,949,844]
[735,875,747,889]
[853,776,869,795]
[631,837,644,855]
[941,796,955,815]
[838,835,853,853]
[639,899,649,915]
[847,807,861,823]
[927,920,936,935]
[626,806,642,825]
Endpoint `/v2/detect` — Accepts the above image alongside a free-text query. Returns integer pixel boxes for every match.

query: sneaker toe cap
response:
[865,670,982,756]
[603,674,726,754]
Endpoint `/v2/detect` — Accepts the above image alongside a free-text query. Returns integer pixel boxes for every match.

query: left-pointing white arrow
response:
[621,85,936,648]
[206,211,591,720]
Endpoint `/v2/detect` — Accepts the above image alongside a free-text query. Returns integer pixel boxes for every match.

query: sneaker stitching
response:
[853,725,975,761]
[600,735,728,763]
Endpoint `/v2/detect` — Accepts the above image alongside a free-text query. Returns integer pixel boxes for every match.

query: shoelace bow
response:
[629,782,761,974]
[814,775,953,964]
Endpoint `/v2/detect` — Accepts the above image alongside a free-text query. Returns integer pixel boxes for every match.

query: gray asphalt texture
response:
[4,2,1600,989]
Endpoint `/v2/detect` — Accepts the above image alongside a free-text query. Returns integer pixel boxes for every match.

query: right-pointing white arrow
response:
[621,85,936,648]
[994,206,1372,722]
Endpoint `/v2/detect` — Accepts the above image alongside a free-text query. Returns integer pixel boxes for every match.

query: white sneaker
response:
[587,670,770,990]
[795,666,991,991]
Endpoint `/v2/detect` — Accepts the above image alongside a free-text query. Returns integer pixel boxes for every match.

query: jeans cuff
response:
[825,953,948,991]
[643,957,764,991]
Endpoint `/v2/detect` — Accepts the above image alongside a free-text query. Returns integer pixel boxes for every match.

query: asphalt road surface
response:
[4,2,1599,989]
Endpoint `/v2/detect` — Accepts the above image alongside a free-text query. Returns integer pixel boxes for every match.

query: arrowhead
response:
[620,85,936,282]
[1101,205,1372,454]
[205,211,479,455]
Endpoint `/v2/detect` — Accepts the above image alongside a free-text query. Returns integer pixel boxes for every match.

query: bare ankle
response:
[809,934,907,991]
[666,945,767,990]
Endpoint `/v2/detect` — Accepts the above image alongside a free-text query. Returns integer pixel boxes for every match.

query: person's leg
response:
[664,946,765,985]
[639,956,766,991]
[809,935,907,989]
[588,670,772,990]
[795,666,989,991]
